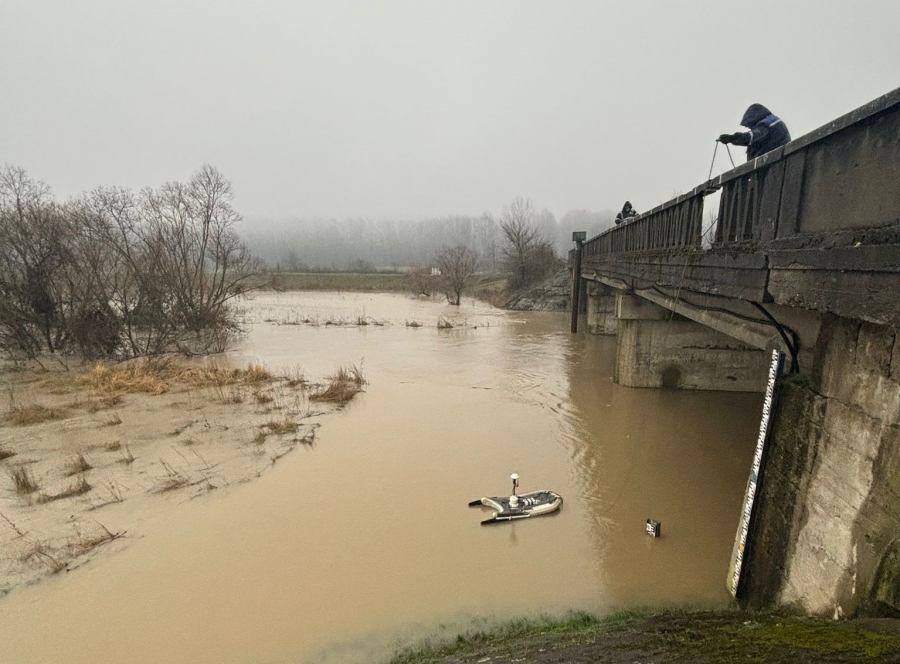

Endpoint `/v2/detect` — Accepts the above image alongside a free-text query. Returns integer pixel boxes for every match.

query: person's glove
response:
[718,134,734,144]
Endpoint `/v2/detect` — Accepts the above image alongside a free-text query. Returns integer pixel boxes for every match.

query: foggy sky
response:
[3,1,899,223]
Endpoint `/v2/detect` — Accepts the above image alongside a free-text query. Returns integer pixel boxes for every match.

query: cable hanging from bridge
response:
[644,285,801,374]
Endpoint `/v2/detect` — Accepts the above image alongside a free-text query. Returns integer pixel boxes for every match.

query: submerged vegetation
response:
[310,364,367,406]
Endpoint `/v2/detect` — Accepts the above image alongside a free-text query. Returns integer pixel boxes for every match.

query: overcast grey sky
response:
[2,1,898,222]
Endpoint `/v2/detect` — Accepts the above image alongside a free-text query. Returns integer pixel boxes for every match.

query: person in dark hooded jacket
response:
[718,103,791,161]
[615,201,637,225]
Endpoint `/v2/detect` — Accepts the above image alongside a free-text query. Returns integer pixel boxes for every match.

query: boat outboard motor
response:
[468,472,562,525]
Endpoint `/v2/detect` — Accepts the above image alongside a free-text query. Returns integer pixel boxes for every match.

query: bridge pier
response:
[585,281,617,335]
[614,294,767,392]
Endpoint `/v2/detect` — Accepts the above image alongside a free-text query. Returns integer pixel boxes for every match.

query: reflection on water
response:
[0,292,761,664]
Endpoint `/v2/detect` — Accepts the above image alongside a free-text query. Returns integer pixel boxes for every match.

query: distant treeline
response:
[240,207,615,272]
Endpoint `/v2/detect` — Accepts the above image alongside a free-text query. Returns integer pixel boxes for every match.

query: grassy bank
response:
[268,271,410,292]
[262,271,510,306]
[387,609,900,663]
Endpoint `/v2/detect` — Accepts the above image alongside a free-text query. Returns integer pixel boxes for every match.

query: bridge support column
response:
[585,281,617,335]
[614,294,767,392]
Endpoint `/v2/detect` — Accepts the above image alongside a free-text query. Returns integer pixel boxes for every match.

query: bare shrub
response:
[406,266,437,296]
[435,245,477,306]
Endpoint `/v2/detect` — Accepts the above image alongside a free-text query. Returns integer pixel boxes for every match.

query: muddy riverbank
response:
[0,356,358,596]
[387,609,900,663]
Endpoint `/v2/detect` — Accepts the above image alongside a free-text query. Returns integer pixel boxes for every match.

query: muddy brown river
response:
[0,292,762,664]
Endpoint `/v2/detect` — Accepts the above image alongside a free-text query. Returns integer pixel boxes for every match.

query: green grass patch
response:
[387,609,900,664]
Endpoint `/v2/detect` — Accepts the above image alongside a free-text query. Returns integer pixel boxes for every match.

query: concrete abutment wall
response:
[742,315,900,617]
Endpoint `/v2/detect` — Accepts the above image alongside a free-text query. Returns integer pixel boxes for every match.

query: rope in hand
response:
[707,140,720,181]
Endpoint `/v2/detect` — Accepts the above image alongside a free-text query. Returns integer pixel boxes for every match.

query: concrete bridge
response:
[570,87,900,617]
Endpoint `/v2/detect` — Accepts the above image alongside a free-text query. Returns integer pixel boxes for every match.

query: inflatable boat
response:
[468,473,562,525]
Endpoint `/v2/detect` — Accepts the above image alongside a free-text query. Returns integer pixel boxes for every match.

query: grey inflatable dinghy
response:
[468,473,562,525]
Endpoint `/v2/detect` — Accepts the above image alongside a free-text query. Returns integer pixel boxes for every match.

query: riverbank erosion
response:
[387,609,900,664]
[0,355,364,595]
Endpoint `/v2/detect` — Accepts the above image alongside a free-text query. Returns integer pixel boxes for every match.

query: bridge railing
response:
[580,86,900,258]
[582,191,705,258]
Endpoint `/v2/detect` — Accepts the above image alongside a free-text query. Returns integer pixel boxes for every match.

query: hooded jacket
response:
[728,103,791,161]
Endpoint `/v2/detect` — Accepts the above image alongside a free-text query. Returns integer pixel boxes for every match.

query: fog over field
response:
[3,1,899,267]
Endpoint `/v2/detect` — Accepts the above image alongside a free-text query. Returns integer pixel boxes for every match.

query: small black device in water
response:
[468,473,563,525]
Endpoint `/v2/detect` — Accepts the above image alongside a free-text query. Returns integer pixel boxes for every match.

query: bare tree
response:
[499,196,541,290]
[405,266,437,296]
[141,164,263,353]
[0,165,68,357]
[435,244,477,306]
[0,163,264,360]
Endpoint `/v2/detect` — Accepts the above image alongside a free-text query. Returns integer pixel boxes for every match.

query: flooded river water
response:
[0,292,762,664]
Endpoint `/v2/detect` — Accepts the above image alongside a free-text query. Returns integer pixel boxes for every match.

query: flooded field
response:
[0,291,762,664]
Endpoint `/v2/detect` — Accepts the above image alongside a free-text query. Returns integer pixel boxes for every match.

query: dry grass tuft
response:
[118,445,135,465]
[405,320,423,328]
[81,360,171,394]
[5,404,65,426]
[310,364,367,406]
[0,448,16,461]
[437,317,454,330]
[9,466,39,494]
[105,441,122,452]
[80,358,274,396]
[63,454,92,477]
[84,394,123,413]
[154,459,190,492]
[262,418,299,435]
[22,542,66,573]
[100,412,123,426]
[72,522,125,554]
[249,431,268,446]
[37,474,92,503]
[253,390,274,404]
[283,368,307,388]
